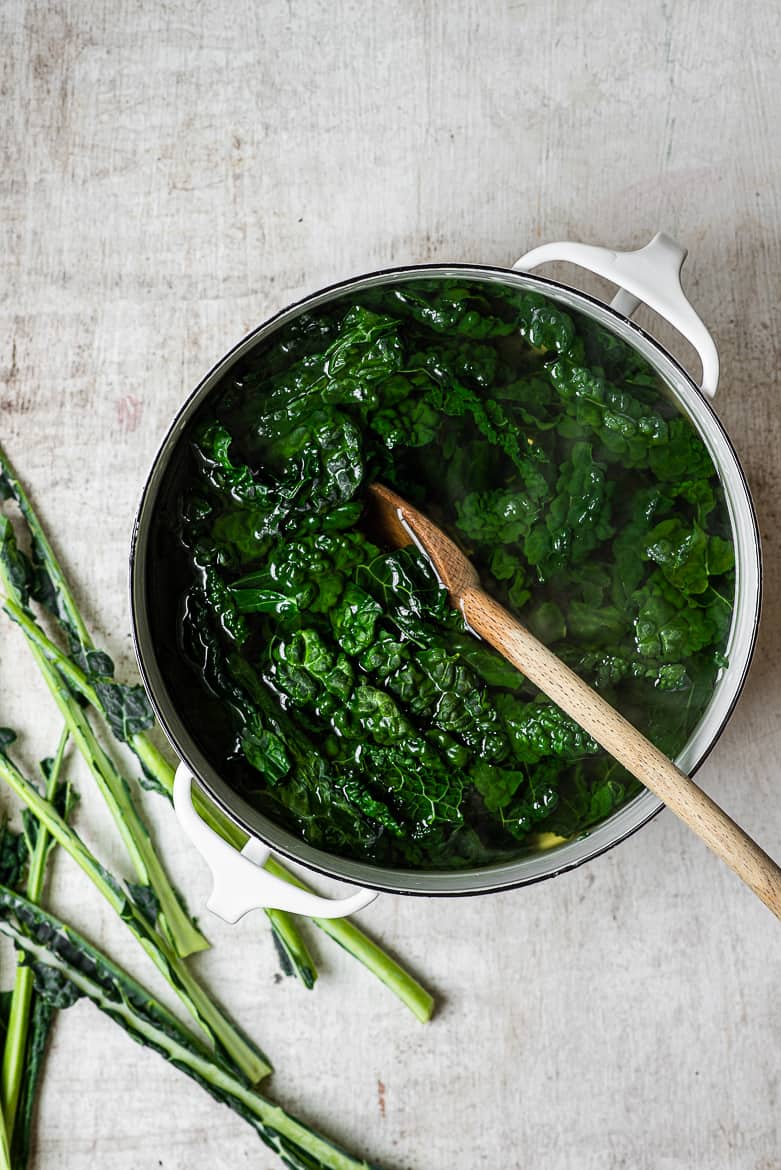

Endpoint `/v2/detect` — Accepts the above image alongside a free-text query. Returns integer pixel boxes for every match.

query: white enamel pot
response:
[129,234,761,922]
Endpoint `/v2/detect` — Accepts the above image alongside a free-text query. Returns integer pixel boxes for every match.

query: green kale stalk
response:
[0,886,383,1170]
[0,727,73,1169]
[0,510,208,963]
[1,727,68,1159]
[0,1099,9,1170]
[0,739,272,1085]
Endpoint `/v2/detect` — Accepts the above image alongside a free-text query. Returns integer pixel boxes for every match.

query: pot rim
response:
[130,261,762,896]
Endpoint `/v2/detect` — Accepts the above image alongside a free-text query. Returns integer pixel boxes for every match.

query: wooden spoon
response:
[367,481,781,919]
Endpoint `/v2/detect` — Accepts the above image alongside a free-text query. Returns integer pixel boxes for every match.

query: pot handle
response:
[173,764,378,921]
[513,232,719,397]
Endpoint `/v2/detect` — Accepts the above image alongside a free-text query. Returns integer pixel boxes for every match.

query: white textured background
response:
[1,1,780,1167]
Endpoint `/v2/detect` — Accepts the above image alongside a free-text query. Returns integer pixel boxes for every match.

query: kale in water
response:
[163,278,735,870]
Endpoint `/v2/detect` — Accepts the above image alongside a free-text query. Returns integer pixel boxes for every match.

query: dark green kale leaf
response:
[496,695,600,765]
[455,488,539,545]
[172,276,735,869]
[384,283,517,338]
[648,418,715,482]
[195,421,269,504]
[0,819,29,890]
[0,728,17,752]
[549,359,670,465]
[524,442,614,580]
[0,515,35,607]
[331,584,383,655]
[644,517,735,594]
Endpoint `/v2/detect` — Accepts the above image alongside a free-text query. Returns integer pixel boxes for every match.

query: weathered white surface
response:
[1,1,779,1167]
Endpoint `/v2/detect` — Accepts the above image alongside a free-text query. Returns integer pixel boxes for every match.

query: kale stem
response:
[0,440,92,651]
[2,596,101,705]
[0,591,209,961]
[1,727,68,1142]
[43,644,208,958]
[0,607,434,1018]
[0,748,272,1084]
[263,857,434,1022]
[268,910,318,989]
[0,1106,10,1170]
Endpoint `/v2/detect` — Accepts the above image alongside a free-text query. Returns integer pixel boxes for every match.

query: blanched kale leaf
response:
[170,277,735,869]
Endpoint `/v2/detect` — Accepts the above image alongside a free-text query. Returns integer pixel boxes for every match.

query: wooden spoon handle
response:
[462,586,781,919]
